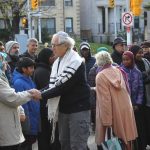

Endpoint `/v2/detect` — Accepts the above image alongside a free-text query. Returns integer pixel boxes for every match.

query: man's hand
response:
[28,89,42,100]
[20,114,26,122]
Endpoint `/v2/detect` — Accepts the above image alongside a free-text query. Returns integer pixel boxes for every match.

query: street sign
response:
[122,12,133,27]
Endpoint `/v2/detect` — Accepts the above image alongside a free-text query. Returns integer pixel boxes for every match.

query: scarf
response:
[47,49,82,142]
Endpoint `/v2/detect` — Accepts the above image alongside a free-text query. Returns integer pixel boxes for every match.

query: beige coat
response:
[95,66,138,145]
[0,78,31,146]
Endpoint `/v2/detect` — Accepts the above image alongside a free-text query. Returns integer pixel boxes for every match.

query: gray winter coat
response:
[0,78,31,146]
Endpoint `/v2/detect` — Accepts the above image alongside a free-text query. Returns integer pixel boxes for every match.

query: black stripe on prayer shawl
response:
[66,69,76,74]
[49,82,55,84]
[67,66,76,71]
[63,70,74,76]
[66,67,76,74]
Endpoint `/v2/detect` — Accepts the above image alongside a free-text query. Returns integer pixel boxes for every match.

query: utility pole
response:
[126,0,132,46]
[114,5,117,38]
[27,0,32,39]
[38,14,42,43]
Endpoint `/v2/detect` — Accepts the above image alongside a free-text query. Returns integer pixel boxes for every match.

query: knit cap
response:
[5,41,19,53]
[123,51,134,62]
[129,45,142,57]
[80,42,90,50]
[96,47,108,53]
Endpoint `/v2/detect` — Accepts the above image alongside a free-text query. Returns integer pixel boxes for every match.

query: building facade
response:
[0,0,149,43]
[80,0,150,43]
[0,0,80,42]
[33,0,80,40]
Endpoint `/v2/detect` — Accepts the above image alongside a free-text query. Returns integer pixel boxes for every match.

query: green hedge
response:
[75,41,113,54]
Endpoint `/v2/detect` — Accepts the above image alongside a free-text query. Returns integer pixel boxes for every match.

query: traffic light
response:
[31,0,38,10]
[109,0,115,8]
[22,17,27,28]
[130,0,143,16]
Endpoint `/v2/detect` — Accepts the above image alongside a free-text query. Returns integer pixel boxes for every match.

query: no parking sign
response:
[122,12,134,27]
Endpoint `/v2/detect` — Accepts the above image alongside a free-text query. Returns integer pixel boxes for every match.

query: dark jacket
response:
[13,69,40,135]
[80,48,95,78]
[20,51,37,62]
[121,65,143,105]
[41,63,91,114]
[33,63,51,117]
[88,64,98,108]
[111,50,123,65]
[144,53,150,62]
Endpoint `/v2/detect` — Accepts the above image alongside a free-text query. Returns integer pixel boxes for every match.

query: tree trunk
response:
[12,12,20,34]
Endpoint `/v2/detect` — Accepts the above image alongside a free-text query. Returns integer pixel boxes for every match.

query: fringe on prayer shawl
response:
[47,96,60,143]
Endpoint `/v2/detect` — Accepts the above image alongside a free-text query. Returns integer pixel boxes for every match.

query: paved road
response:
[32,133,97,150]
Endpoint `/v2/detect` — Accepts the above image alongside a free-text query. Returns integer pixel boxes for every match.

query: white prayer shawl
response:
[47,49,82,142]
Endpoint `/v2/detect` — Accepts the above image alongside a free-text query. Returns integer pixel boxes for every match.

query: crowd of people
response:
[0,31,150,150]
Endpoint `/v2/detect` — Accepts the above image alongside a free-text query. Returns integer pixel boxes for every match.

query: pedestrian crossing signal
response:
[109,0,115,8]
[31,0,38,10]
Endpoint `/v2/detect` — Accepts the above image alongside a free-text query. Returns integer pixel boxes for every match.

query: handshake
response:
[28,89,42,100]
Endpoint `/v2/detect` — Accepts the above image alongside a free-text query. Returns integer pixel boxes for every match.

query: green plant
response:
[75,41,113,54]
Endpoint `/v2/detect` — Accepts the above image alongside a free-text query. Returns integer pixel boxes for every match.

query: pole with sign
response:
[122,12,133,47]
[124,0,133,48]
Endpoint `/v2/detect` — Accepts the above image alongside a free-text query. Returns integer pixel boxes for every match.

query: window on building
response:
[41,0,55,6]
[102,7,105,33]
[41,18,56,34]
[144,12,147,26]
[65,18,73,33]
[134,17,139,29]
[64,0,73,6]
[0,19,5,29]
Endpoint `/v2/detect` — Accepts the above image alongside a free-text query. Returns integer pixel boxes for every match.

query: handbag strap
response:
[105,127,114,141]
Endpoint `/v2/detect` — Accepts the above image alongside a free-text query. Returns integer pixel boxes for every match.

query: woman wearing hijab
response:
[129,45,150,146]
[121,51,146,149]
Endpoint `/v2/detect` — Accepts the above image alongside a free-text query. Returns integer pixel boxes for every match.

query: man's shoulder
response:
[20,51,29,57]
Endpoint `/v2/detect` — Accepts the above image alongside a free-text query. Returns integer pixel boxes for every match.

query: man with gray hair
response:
[37,31,91,150]
[20,38,38,62]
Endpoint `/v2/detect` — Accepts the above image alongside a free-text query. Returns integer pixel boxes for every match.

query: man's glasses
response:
[51,43,64,48]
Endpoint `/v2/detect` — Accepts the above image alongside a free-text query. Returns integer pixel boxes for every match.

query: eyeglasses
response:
[51,43,64,48]
[12,46,19,49]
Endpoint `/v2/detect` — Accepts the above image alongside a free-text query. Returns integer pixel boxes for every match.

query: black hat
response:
[129,45,142,57]
[37,48,53,65]
[141,41,150,48]
[17,57,35,68]
[113,37,126,48]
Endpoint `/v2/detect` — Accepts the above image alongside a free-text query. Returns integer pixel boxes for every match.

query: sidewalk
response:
[32,133,97,150]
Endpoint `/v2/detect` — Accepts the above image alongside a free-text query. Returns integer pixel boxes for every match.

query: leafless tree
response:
[0,0,27,38]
